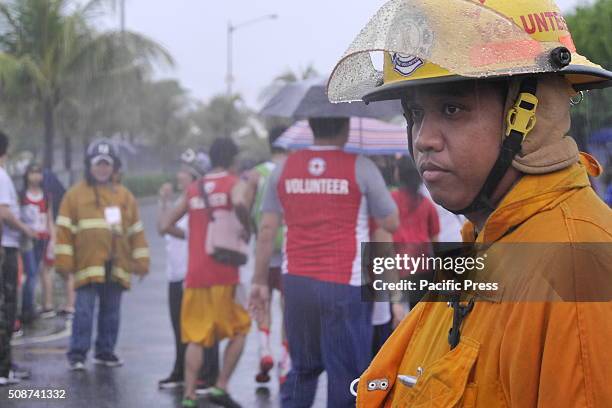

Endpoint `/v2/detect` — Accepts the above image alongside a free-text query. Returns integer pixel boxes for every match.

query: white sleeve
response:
[0,171,13,206]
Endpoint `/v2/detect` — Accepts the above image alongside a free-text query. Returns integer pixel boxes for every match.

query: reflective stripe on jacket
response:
[55,181,149,289]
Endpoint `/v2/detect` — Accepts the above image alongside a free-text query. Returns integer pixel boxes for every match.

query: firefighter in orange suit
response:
[328,0,612,406]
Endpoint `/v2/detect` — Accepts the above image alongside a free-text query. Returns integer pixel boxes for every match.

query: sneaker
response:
[181,397,197,408]
[12,329,23,339]
[10,365,31,380]
[195,381,214,396]
[69,361,85,371]
[40,309,57,319]
[207,387,241,408]
[255,355,274,383]
[94,354,123,367]
[0,374,20,386]
[57,309,74,319]
[278,355,291,385]
[158,373,183,389]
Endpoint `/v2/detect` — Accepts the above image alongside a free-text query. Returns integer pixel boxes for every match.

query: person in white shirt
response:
[0,131,37,386]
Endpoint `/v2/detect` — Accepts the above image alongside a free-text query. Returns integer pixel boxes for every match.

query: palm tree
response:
[190,94,250,142]
[139,79,191,148]
[258,63,319,104]
[0,0,173,168]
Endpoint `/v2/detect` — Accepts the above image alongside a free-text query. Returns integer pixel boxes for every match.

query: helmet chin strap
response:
[403,77,539,216]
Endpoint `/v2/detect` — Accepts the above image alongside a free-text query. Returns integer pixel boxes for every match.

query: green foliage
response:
[122,172,173,198]
[236,131,271,165]
[188,94,251,144]
[569,88,612,146]
[0,0,173,167]
[0,3,317,172]
[138,79,190,147]
[565,0,612,144]
[565,0,612,71]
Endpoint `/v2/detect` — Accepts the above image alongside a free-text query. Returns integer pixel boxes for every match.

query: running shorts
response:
[181,285,251,347]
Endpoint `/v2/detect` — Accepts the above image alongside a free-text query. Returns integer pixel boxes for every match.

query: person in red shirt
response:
[392,156,440,244]
[162,138,250,408]
[392,156,440,307]
[250,117,399,407]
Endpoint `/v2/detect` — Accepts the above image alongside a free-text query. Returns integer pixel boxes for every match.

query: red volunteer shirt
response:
[277,149,368,285]
[185,171,239,288]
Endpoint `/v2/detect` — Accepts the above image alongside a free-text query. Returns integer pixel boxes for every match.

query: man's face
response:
[90,159,114,183]
[403,81,505,211]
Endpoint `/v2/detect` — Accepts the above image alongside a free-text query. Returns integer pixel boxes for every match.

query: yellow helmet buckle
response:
[505,92,539,140]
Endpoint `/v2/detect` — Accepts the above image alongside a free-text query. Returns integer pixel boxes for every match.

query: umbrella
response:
[260,77,402,119]
[274,117,408,155]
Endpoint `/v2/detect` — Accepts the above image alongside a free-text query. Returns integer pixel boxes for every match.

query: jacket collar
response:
[463,153,601,244]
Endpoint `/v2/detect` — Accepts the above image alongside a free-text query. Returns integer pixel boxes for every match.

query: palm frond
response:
[75,0,117,22]
[0,2,19,33]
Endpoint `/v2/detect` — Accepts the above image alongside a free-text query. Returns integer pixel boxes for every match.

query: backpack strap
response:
[197,176,215,221]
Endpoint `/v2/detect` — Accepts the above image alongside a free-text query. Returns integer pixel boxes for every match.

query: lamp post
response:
[120,0,126,33]
[226,14,277,96]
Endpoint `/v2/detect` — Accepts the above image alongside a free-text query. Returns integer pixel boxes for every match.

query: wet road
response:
[0,199,327,407]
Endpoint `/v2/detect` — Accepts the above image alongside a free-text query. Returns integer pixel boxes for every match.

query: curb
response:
[12,320,71,347]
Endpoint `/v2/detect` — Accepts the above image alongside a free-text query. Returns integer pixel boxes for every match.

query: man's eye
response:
[443,105,462,116]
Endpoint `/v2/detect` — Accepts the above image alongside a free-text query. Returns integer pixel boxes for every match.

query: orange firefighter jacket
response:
[357,154,612,408]
[55,180,149,289]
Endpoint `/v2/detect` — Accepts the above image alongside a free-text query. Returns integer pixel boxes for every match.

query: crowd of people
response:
[0,120,445,406]
[0,0,610,407]
[153,118,465,407]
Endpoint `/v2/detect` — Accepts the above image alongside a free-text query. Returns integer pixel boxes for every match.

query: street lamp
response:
[119,0,126,33]
[226,13,278,96]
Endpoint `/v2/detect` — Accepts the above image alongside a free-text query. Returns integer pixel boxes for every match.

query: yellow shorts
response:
[181,285,251,347]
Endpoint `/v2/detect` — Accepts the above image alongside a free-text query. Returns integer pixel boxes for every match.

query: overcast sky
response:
[111,0,590,108]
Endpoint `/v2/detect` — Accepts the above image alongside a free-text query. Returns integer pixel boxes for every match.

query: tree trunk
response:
[63,135,72,170]
[63,134,72,183]
[43,100,55,169]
